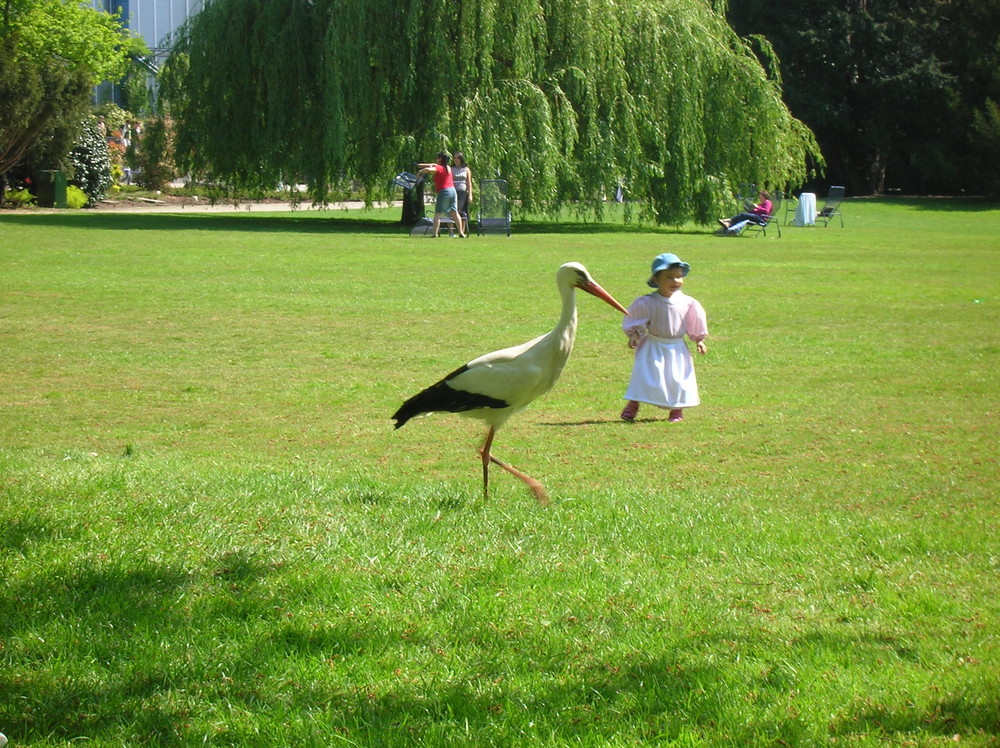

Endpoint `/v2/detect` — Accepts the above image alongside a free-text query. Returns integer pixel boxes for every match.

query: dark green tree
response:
[0,0,128,200]
[131,116,176,190]
[934,0,1000,195]
[971,100,1000,196]
[0,34,92,197]
[162,0,820,224]
[727,0,999,195]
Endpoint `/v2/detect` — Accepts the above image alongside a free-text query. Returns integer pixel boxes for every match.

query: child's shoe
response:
[621,401,640,422]
[668,409,684,422]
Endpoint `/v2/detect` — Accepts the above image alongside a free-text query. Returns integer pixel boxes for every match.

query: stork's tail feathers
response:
[393,365,508,429]
[392,388,437,429]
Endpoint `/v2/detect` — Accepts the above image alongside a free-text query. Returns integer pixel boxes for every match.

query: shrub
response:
[66,185,89,209]
[133,117,176,190]
[69,116,113,205]
[96,103,130,134]
[4,188,35,208]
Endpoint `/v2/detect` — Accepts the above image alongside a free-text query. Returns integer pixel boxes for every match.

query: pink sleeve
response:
[622,296,650,337]
[685,299,708,342]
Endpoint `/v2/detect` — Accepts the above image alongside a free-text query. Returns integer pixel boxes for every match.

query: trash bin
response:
[37,170,68,208]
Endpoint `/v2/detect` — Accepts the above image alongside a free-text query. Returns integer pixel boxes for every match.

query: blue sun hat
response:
[647,252,691,287]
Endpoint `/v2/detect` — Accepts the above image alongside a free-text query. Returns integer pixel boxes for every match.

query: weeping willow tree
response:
[161,0,820,224]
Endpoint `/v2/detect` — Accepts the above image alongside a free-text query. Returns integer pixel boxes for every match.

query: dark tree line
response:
[727,0,1000,196]
[12,0,993,207]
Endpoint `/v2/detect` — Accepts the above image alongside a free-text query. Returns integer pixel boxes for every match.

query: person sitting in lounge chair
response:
[718,190,772,231]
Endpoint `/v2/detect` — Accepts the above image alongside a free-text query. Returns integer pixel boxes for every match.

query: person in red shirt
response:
[417,151,467,238]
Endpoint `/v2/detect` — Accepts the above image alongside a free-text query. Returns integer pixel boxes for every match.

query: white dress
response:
[623,291,708,408]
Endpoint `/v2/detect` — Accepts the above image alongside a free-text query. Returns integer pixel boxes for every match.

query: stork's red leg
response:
[488,454,550,505]
[479,427,496,500]
[478,427,549,505]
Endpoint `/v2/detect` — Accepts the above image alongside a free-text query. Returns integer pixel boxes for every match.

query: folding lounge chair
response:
[477,179,512,236]
[783,192,798,225]
[816,185,845,227]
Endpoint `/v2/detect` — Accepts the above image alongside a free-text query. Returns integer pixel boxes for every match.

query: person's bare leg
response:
[451,209,465,237]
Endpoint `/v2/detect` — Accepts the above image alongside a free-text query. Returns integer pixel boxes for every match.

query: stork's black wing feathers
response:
[392,365,510,429]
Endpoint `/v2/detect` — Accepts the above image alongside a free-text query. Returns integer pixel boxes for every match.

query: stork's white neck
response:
[551,284,579,356]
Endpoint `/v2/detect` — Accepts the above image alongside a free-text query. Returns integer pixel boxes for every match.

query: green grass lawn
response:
[1,199,998,746]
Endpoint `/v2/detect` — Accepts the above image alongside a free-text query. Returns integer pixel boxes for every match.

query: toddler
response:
[620,252,708,422]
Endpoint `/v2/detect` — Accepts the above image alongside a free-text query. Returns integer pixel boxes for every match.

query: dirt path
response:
[86,196,401,213]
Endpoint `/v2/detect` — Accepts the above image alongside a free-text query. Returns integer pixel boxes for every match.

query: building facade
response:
[90,0,205,107]
[90,0,205,63]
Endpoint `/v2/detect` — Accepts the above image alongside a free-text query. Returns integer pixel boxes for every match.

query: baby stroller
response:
[393,171,444,236]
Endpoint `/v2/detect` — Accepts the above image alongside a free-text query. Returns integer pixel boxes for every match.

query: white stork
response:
[392,262,628,503]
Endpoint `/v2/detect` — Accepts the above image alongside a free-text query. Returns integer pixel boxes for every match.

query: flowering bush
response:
[108,134,127,186]
[69,116,112,205]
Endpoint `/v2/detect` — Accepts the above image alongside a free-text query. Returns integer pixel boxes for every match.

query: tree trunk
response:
[868,152,887,196]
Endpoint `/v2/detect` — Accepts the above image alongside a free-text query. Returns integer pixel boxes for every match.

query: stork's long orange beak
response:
[582,280,629,315]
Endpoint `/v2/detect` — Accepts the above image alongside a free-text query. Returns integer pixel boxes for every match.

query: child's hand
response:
[627,332,646,350]
[697,341,707,355]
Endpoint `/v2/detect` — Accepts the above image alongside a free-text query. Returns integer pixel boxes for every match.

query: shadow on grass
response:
[540,418,674,426]
[834,697,1000,740]
[540,419,630,427]
[3,530,998,745]
[0,536,279,744]
[851,196,1000,212]
[514,219,707,235]
[2,210,714,236]
[0,210,404,235]
[0,512,85,553]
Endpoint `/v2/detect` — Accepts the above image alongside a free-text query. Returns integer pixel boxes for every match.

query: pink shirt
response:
[752,199,772,216]
[622,291,708,345]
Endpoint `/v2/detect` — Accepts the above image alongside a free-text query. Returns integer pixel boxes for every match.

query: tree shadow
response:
[1,210,714,236]
[833,696,1000,740]
[852,196,999,212]
[788,628,999,739]
[0,211,405,235]
[3,506,995,745]
[0,528,279,743]
[540,416,675,426]
[515,219,708,235]
[0,511,85,554]
[539,419,636,426]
